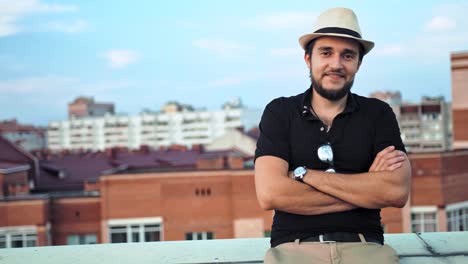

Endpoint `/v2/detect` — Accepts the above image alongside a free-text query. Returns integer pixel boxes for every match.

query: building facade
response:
[398,96,452,152]
[48,108,252,151]
[0,147,468,247]
[0,135,274,248]
[0,119,46,151]
[451,51,468,149]
[68,97,115,119]
[381,150,468,234]
[370,92,452,153]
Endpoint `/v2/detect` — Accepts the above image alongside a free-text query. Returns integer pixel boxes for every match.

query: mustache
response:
[323,70,345,77]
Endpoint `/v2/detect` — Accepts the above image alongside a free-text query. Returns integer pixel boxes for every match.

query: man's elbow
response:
[391,194,409,208]
[257,192,275,211]
[387,189,409,208]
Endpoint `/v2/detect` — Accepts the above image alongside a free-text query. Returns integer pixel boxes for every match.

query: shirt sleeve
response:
[373,102,406,157]
[254,98,290,163]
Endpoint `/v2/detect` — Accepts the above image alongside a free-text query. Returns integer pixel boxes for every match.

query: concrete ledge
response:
[0,232,467,264]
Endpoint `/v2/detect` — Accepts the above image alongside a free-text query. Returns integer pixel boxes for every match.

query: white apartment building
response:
[370,92,452,153]
[47,107,257,151]
[398,97,452,152]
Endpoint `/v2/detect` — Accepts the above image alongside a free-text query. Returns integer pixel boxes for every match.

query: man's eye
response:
[321,52,330,56]
[344,54,355,60]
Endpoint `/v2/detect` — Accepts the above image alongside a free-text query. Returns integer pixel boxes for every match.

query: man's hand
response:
[369,146,406,172]
[304,146,411,209]
[255,156,357,215]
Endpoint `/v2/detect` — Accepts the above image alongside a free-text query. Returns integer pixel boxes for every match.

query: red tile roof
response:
[0,161,29,170]
[34,147,248,192]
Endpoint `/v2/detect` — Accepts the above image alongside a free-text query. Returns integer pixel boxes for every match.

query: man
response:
[254,7,411,264]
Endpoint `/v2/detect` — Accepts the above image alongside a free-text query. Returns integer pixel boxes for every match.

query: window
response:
[110,226,127,243]
[67,234,97,245]
[195,188,212,197]
[185,232,214,240]
[0,235,5,248]
[0,227,37,248]
[108,218,162,243]
[447,202,468,231]
[411,207,437,233]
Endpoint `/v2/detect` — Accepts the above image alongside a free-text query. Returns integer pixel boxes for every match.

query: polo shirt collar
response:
[300,85,360,119]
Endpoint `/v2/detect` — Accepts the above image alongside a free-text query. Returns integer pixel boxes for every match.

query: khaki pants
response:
[264,240,399,264]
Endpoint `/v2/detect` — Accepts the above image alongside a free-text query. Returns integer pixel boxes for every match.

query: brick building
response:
[0,119,46,152]
[68,97,115,119]
[2,129,468,248]
[451,51,468,149]
[381,150,468,234]
[0,135,273,247]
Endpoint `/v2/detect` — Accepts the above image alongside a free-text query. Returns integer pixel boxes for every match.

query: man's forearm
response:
[271,182,356,215]
[258,174,356,215]
[303,159,411,209]
[255,156,357,215]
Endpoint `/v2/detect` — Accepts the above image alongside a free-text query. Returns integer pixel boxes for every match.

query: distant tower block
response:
[451,51,468,149]
[68,97,115,118]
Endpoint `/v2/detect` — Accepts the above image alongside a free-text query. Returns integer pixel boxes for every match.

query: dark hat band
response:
[314,27,362,39]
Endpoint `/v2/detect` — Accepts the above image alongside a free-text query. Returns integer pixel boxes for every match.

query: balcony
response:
[1,232,467,263]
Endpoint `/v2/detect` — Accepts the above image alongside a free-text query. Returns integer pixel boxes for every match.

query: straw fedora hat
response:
[299,7,374,55]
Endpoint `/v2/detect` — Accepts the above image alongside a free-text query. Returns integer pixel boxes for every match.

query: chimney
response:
[191,144,205,153]
[140,145,150,155]
[106,147,118,161]
[0,173,4,198]
[169,144,187,152]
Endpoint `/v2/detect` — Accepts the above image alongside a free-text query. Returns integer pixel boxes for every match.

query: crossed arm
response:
[254,146,411,215]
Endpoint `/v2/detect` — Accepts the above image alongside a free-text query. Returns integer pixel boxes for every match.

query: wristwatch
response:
[293,166,307,182]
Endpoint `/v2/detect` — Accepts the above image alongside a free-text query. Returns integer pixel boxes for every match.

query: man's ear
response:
[304,53,311,68]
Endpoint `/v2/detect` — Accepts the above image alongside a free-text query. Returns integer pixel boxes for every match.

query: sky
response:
[0,0,467,126]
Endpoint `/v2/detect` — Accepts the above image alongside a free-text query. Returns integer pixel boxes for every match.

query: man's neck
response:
[311,89,348,113]
[310,89,348,127]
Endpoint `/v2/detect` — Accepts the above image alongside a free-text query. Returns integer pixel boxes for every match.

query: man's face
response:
[305,36,361,101]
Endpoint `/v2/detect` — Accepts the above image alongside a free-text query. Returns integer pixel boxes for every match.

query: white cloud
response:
[408,3,468,64]
[253,12,314,30]
[0,0,78,15]
[192,38,246,56]
[208,76,250,87]
[373,3,468,63]
[0,75,133,109]
[424,16,456,32]
[34,3,78,13]
[374,44,405,57]
[270,47,301,57]
[207,71,267,88]
[0,16,19,36]
[432,3,468,21]
[46,19,88,33]
[207,66,304,88]
[0,0,79,37]
[0,75,78,93]
[0,75,134,94]
[77,80,134,94]
[0,75,135,117]
[102,49,140,69]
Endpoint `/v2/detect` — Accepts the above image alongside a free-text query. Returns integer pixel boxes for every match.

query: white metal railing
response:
[0,232,467,264]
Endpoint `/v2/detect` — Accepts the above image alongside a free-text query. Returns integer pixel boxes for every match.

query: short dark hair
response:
[305,38,365,63]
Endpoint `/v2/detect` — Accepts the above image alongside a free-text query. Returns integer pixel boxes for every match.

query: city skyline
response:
[1,0,468,125]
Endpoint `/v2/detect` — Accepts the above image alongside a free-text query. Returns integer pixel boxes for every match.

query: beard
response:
[310,68,354,101]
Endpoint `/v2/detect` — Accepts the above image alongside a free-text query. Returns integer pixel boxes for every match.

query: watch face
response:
[294,166,306,177]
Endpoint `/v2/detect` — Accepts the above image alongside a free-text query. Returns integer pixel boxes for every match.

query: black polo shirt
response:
[255,87,405,247]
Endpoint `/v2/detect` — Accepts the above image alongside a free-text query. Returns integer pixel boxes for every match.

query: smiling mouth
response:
[324,73,345,80]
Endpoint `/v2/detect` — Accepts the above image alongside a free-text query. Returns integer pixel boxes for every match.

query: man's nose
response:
[329,55,344,70]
